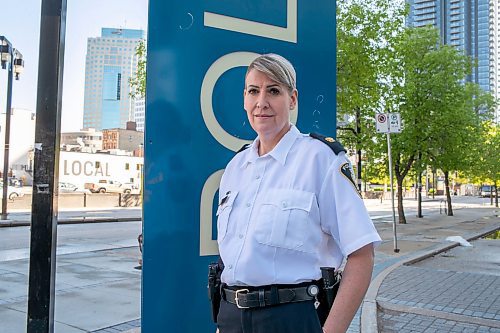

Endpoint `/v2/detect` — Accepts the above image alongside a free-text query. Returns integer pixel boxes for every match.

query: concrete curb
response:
[0,217,142,228]
[360,222,500,333]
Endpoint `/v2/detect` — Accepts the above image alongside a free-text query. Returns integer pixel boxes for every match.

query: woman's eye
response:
[269,88,280,95]
[247,88,258,95]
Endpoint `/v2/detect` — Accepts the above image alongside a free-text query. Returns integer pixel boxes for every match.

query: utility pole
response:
[26,0,67,332]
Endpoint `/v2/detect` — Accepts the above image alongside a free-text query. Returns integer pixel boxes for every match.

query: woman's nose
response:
[256,93,269,109]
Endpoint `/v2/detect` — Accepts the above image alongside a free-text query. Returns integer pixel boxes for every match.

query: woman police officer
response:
[215,54,381,333]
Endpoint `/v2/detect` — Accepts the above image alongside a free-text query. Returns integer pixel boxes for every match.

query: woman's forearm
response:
[322,243,375,333]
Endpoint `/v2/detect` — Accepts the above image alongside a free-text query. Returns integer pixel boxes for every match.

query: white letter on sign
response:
[200,169,224,256]
[204,0,297,43]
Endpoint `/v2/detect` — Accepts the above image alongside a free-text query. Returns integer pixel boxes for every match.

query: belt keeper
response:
[270,286,279,305]
[258,289,265,307]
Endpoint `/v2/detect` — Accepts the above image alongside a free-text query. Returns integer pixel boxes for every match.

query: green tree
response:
[388,26,487,223]
[129,39,147,99]
[472,121,500,206]
[430,82,495,214]
[336,0,407,188]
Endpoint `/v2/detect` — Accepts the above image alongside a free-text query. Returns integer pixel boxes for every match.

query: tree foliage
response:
[129,39,147,99]
[336,0,407,152]
[386,26,494,222]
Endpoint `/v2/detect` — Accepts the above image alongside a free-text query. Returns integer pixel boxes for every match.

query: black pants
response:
[217,299,323,333]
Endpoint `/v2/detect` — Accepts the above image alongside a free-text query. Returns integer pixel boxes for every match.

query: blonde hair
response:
[246,53,297,93]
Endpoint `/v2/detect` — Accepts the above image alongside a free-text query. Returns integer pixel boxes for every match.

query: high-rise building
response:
[134,98,145,132]
[83,28,145,130]
[407,0,491,93]
[490,0,500,122]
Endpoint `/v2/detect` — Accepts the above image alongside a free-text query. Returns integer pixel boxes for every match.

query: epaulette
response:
[236,144,250,154]
[309,133,346,155]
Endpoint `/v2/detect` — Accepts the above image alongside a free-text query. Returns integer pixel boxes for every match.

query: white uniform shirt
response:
[217,125,381,287]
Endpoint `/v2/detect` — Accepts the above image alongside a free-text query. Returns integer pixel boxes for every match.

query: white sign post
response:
[375,113,401,253]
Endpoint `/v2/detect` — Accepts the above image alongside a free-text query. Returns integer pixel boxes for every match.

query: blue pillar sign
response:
[143,0,336,331]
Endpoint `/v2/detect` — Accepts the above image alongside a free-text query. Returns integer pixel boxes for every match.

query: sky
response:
[0,0,148,132]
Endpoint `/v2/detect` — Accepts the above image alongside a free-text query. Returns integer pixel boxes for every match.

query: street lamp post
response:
[0,36,24,220]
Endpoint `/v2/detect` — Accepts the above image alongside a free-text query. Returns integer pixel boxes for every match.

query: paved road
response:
[0,222,142,333]
[0,222,142,261]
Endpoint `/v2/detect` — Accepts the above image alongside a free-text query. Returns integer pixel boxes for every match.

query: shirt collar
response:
[239,124,301,168]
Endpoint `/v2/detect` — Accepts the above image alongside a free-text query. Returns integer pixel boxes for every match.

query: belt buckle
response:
[234,289,250,309]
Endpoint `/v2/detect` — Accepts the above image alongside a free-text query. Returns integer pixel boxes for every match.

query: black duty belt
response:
[222,284,319,309]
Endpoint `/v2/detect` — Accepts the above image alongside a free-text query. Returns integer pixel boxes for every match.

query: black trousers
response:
[217,299,323,333]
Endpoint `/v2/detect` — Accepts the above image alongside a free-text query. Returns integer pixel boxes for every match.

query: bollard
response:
[118,193,122,207]
[83,192,87,208]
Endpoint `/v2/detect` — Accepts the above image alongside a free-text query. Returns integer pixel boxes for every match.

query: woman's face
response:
[244,69,297,141]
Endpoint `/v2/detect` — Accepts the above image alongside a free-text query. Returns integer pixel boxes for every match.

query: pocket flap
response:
[262,189,314,212]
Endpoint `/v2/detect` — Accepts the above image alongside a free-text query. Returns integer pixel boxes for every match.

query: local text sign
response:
[144,1,336,331]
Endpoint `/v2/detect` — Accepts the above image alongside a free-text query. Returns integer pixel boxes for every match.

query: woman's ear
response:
[290,90,298,109]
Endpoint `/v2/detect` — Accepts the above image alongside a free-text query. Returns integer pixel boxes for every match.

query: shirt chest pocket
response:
[216,191,238,242]
[254,189,320,254]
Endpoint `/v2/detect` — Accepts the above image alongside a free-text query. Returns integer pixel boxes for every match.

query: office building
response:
[490,0,500,122]
[407,0,491,93]
[83,28,145,130]
[134,98,145,132]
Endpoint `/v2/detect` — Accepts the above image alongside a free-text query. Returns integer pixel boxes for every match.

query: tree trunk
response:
[491,182,494,206]
[432,171,436,199]
[495,180,498,208]
[394,154,415,225]
[397,175,406,224]
[417,170,423,218]
[444,170,453,216]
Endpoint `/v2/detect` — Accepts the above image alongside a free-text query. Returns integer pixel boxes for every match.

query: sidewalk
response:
[361,197,500,333]
[0,197,498,332]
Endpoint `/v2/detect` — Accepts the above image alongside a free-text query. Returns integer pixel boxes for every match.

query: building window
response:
[95,161,101,168]
[125,163,130,170]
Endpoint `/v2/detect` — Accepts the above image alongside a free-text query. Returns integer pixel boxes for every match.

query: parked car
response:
[59,182,89,193]
[0,181,25,200]
[480,185,496,197]
[84,180,134,194]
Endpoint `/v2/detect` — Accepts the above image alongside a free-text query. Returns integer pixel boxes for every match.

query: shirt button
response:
[239,234,244,239]
[246,203,251,207]
[255,175,261,179]
[282,201,287,208]
[228,264,233,269]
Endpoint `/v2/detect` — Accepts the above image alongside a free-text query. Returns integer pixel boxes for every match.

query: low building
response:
[0,108,36,184]
[102,121,144,155]
[59,151,143,189]
[61,128,103,153]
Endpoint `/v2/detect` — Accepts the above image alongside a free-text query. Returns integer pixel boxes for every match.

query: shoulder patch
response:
[340,162,362,198]
[309,132,347,155]
[236,144,250,154]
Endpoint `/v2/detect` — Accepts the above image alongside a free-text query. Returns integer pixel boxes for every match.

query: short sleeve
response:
[318,155,381,256]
